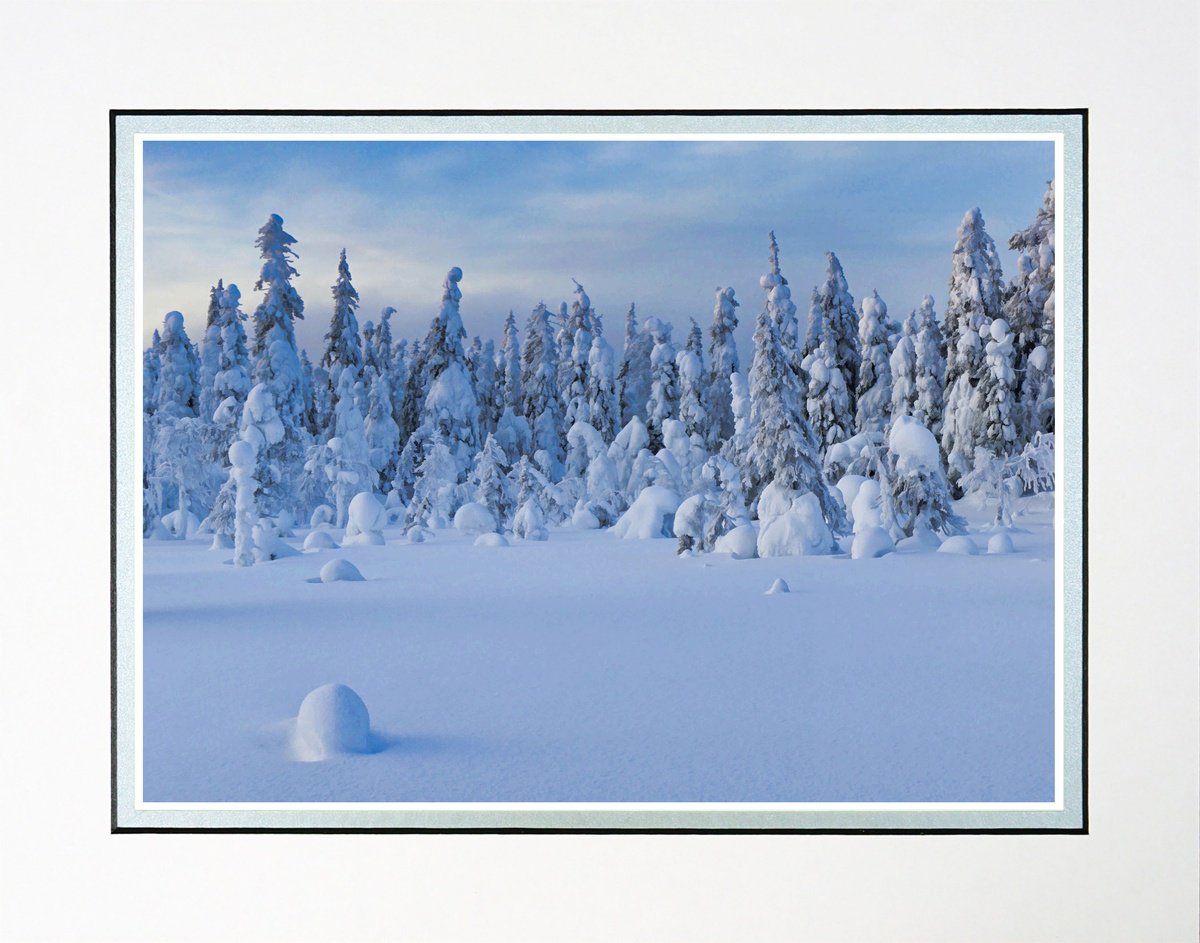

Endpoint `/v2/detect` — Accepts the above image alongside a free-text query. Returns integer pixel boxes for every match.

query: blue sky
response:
[142,139,1053,354]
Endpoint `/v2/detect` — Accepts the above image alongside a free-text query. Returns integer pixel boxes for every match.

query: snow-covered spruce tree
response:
[674,454,750,555]
[364,367,401,492]
[804,336,853,453]
[885,416,966,538]
[198,279,225,422]
[561,327,591,433]
[585,333,620,442]
[744,306,846,533]
[142,331,163,534]
[519,302,564,472]
[961,432,1055,527]
[1005,181,1056,439]
[801,286,823,361]
[497,310,522,416]
[297,349,319,437]
[249,214,309,517]
[388,337,409,434]
[227,438,259,567]
[975,317,1019,457]
[143,328,162,415]
[415,267,480,477]
[607,414,651,502]
[320,248,363,391]
[816,252,861,414]
[153,416,206,536]
[675,320,709,444]
[617,303,654,426]
[706,287,740,447]
[855,290,893,434]
[888,308,919,423]
[912,295,946,436]
[405,434,459,529]
[376,307,395,374]
[396,339,425,448]
[644,319,679,452]
[941,207,1006,490]
[156,310,200,420]
[361,320,379,375]
[764,231,802,366]
[468,336,498,435]
[236,382,285,549]
[470,432,516,527]
[510,455,550,540]
[720,369,752,470]
[322,368,374,527]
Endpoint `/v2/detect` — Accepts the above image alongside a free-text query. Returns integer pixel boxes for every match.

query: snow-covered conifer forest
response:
[143,183,1059,803]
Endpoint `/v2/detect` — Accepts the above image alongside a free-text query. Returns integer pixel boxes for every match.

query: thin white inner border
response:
[132,129,1066,813]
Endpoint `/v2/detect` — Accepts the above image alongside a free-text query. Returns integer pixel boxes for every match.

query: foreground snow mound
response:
[988,532,1016,554]
[851,526,895,560]
[713,523,758,559]
[294,683,372,761]
[303,530,340,551]
[612,486,680,539]
[896,525,942,552]
[454,501,497,536]
[319,558,364,583]
[765,578,790,595]
[757,493,835,558]
[474,532,510,548]
[938,535,979,556]
[344,492,386,546]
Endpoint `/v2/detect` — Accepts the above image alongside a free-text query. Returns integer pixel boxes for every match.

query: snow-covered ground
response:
[142,500,1055,803]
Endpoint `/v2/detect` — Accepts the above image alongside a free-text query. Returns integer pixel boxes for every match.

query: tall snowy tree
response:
[249,213,308,516]
[941,207,1006,488]
[706,286,740,447]
[912,295,946,436]
[496,311,523,416]
[376,307,396,374]
[468,336,498,434]
[197,279,225,422]
[585,334,620,442]
[520,302,564,470]
[562,326,591,431]
[816,252,861,414]
[744,306,845,532]
[975,317,1019,456]
[320,248,362,390]
[361,320,379,375]
[644,318,679,452]
[156,310,200,420]
[805,337,853,452]
[363,367,401,492]
[1005,181,1056,438]
[888,308,919,424]
[801,287,823,361]
[617,303,653,425]
[764,232,802,363]
[469,433,516,526]
[676,319,709,444]
[855,290,893,434]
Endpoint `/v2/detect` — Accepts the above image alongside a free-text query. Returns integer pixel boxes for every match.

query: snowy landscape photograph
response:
[116,114,1083,829]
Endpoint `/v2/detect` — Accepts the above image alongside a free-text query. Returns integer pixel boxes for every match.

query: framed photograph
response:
[112,110,1085,832]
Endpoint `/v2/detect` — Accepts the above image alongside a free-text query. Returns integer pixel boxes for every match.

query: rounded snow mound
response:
[161,509,200,539]
[474,532,510,548]
[759,273,781,289]
[765,578,790,595]
[612,486,680,539]
[294,683,372,760]
[989,318,1010,342]
[1029,345,1050,371]
[714,523,758,559]
[896,526,942,552]
[938,535,979,556]
[988,532,1016,554]
[405,525,428,544]
[320,558,364,582]
[888,416,942,475]
[851,526,895,560]
[758,492,835,557]
[850,479,883,533]
[228,438,257,469]
[304,530,340,551]
[454,501,497,536]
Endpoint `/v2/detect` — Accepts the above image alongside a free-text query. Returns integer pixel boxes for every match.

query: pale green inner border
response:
[114,112,1084,831]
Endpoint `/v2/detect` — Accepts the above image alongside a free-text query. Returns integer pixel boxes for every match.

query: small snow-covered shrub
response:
[896,525,941,552]
[988,532,1015,554]
[851,526,895,560]
[252,520,300,562]
[757,492,835,557]
[344,491,386,546]
[474,532,510,547]
[310,504,334,528]
[160,508,200,540]
[320,558,364,582]
[454,501,498,536]
[294,683,372,760]
[937,535,979,556]
[512,498,548,541]
[571,501,601,530]
[850,479,883,534]
[304,530,339,551]
[714,523,758,559]
[611,485,680,540]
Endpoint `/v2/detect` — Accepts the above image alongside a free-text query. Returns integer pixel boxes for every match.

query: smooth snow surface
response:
[143,506,1055,802]
[294,683,373,760]
[319,558,364,583]
[851,526,895,560]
